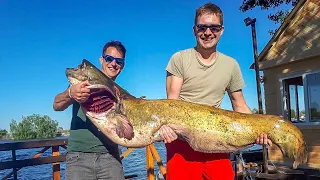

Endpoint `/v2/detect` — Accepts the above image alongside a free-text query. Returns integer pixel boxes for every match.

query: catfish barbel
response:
[66,59,308,169]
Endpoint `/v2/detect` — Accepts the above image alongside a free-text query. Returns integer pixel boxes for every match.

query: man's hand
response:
[69,80,91,103]
[256,133,272,146]
[159,125,178,143]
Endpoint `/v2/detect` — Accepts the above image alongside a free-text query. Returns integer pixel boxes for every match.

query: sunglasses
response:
[102,54,125,67]
[196,24,222,33]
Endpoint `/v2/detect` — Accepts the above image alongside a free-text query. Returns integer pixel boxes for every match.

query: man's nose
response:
[109,59,117,66]
[204,28,212,35]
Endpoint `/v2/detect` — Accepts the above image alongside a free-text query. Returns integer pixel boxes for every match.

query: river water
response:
[0,139,260,180]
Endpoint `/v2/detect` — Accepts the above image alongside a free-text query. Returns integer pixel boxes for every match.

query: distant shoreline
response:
[0,136,12,141]
[0,136,70,144]
[0,130,70,141]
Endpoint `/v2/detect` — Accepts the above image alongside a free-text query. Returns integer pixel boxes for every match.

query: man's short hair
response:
[194,2,223,25]
[102,40,127,58]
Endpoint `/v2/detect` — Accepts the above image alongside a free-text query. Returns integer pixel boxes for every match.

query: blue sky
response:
[0,0,288,131]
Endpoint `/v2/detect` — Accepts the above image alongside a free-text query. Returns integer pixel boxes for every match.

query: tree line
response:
[1,114,66,140]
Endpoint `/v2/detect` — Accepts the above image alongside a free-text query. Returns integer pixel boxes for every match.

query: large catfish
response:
[66,59,307,169]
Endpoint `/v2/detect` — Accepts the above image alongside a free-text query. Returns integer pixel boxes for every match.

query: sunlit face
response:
[99,47,124,80]
[193,13,224,50]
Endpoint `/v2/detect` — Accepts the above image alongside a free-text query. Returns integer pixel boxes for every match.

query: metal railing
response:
[0,137,67,180]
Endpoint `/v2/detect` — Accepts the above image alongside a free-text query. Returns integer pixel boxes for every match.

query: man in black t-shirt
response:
[53,40,127,180]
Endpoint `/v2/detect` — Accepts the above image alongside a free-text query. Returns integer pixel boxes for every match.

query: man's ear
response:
[99,56,103,65]
[220,26,225,36]
[193,25,197,36]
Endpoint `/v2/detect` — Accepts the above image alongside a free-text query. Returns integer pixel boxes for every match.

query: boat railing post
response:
[234,153,237,180]
[121,148,134,160]
[52,145,60,180]
[12,149,17,180]
[149,144,166,178]
[263,145,268,173]
[146,145,155,180]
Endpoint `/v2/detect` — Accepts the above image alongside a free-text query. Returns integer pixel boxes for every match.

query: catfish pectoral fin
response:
[115,115,134,140]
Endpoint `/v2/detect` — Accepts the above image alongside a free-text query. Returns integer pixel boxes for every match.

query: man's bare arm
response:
[53,88,74,111]
[166,71,183,100]
[228,89,252,114]
[53,81,91,111]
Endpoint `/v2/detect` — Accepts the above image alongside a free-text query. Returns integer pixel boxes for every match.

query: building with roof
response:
[256,0,320,169]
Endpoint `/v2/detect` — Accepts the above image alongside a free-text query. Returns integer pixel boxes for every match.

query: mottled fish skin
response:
[66,59,308,169]
[96,98,307,169]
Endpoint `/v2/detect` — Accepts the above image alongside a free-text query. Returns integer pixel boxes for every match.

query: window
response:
[281,72,320,123]
[306,72,320,122]
[282,76,305,123]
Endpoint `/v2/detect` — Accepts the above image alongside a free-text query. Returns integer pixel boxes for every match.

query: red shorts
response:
[165,139,235,180]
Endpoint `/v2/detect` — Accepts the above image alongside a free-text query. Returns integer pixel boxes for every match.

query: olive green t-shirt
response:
[166,48,245,108]
[67,102,120,156]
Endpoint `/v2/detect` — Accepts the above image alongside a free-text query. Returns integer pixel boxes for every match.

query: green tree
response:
[0,129,8,138]
[239,0,300,35]
[56,126,64,137]
[10,114,59,140]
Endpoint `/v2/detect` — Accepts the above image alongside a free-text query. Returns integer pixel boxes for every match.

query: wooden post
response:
[121,148,134,160]
[149,144,166,178]
[263,145,268,173]
[52,146,60,180]
[146,145,154,180]
[12,150,17,180]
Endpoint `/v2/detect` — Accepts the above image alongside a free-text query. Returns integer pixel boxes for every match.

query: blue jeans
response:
[66,152,125,180]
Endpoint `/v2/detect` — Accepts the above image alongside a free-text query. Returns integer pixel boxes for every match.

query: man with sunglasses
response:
[53,40,127,180]
[161,2,272,180]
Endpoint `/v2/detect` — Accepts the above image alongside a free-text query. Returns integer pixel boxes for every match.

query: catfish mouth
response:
[81,87,116,117]
[81,86,134,140]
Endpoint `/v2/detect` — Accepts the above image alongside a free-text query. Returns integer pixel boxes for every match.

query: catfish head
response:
[66,59,119,99]
[65,59,135,140]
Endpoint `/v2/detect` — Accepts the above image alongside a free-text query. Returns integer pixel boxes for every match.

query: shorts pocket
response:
[66,152,80,165]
